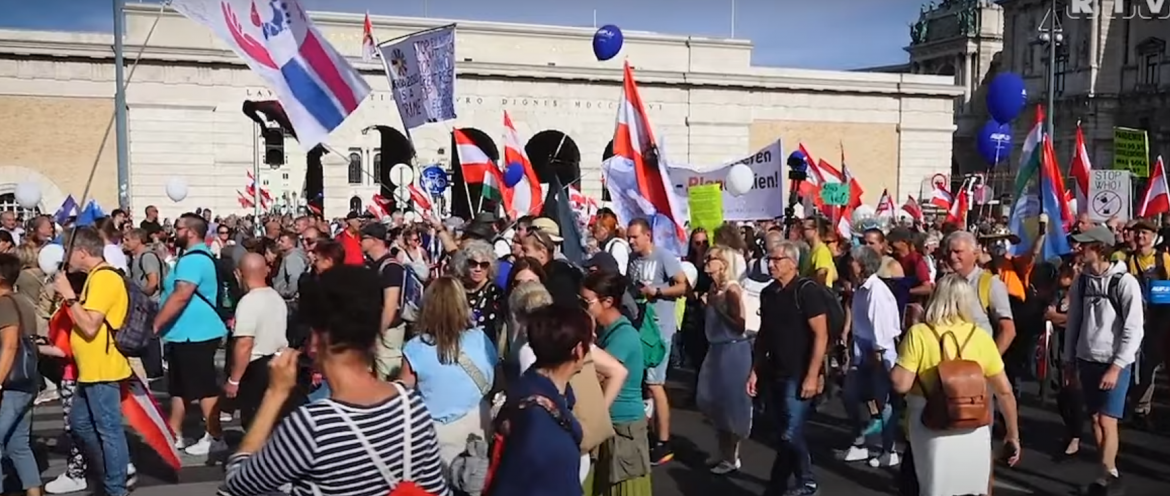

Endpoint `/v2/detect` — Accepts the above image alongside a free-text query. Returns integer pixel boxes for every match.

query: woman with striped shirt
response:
[218,265,450,496]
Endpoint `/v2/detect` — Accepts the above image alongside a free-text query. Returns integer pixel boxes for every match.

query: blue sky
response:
[0,0,923,69]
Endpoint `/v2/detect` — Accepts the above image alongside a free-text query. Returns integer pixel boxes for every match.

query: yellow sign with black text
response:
[1113,127,1149,177]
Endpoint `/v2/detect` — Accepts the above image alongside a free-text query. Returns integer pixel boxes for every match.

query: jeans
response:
[71,381,129,496]
[767,378,816,493]
[0,390,40,490]
[842,359,899,453]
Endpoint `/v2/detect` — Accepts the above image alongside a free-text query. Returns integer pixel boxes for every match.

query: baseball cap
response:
[360,222,388,241]
[530,217,563,243]
[345,211,362,221]
[584,252,620,273]
[1070,225,1115,246]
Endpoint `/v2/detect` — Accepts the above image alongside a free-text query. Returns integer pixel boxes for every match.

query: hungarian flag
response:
[1071,121,1092,214]
[502,111,543,218]
[361,12,378,63]
[454,129,503,202]
[1138,156,1169,218]
[601,62,687,254]
[47,308,182,471]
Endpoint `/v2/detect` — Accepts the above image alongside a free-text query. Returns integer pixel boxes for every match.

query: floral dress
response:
[466,283,504,344]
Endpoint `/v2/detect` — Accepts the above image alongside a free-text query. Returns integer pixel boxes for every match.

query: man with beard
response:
[152,213,229,458]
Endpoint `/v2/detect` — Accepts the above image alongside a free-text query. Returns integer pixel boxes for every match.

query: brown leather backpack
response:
[920,324,992,431]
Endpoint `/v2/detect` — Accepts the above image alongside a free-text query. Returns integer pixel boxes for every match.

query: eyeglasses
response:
[470,260,491,270]
[767,256,791,263]
[218,231,229,235]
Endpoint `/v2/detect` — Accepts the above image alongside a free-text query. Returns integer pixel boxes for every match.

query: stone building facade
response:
[0,4,962,218]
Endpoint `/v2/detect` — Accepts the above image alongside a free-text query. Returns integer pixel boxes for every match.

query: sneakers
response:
[1085,474,1124,496]
[220,411,235,423]
[782,483,820,496]
[840,445,869,462]
[44,472,87,494]
[710,458,741,475]
[35,388,60,405]
[184,432,228,456]
[650,441,674,466]
[868,451,900,468]
[44,464,135,495]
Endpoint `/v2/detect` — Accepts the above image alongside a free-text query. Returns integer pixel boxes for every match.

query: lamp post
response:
[1038,0,1063,137]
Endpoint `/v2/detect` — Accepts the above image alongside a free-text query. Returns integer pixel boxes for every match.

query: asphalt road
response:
[16,363,1170,496]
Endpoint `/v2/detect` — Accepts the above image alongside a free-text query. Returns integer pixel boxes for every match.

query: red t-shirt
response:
[898,251,932,287]
[338,230,365,266]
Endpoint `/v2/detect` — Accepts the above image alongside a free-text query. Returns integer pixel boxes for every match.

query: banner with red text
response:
[667,140,785,221]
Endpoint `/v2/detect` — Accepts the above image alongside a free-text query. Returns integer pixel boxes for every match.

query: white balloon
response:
[165,177,188,202]
[725,164,754,197]
[14,182,41,209]
[38,244,65,276]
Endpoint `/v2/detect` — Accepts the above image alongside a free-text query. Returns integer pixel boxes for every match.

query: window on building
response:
[281,173,289,180]
[1055,54,1068,96]
[0,193,41,219]
[373,150,382,186]
[347,150,363,185]
[1144,53,1160,86]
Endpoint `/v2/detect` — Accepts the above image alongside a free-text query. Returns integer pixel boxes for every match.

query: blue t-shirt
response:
[487,370,583,496]
[160,243,227,343]
[496,259,513,290]
[403,327,497,424]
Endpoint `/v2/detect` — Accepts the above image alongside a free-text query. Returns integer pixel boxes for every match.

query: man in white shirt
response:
[1,211,23,246]
[840,246,902,468]
[223,253,289,427]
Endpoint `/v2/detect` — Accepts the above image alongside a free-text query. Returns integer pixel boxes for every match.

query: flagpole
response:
[113,0,130,210]
[252,122,262,222]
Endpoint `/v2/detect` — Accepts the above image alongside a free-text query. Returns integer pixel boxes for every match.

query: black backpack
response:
[86,267,158,358]
[177,250,240,322]
[794,277,847,342]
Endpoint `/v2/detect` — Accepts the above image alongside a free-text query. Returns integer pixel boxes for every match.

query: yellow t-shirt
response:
[72,264,132,383]
[895,321,1005,397]
[804,241,838,288]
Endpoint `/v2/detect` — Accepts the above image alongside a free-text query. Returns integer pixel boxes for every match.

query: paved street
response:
[17,361,1170,495]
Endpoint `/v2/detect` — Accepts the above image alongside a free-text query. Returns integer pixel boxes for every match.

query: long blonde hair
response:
[923,274,977,328]
[705,244,737,286]
[415,276,473,364]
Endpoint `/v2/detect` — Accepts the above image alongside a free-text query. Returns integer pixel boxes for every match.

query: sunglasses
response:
[470,260,491,270]
[218,230,229,235]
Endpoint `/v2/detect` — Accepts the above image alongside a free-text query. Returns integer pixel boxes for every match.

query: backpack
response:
[482,394,574,495]
[1127,251,1169,306]
[920,324,993,431]
[178,250,239,322]
[793,278,846,342]
[632,300,666,369]
[1075,272,1125,317]
[380,257,424,323]
[88,266,158,358]
[135,251,168,284]
[976,270,996,318]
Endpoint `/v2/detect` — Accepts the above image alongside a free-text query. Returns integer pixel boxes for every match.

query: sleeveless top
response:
[705,281,748,345]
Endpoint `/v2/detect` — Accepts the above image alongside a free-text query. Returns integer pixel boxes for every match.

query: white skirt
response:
[905,395,992,496]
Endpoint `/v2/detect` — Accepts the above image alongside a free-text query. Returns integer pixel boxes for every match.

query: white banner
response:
[1087,169,1132,222]
[378,25,457,130]
[667,140,785,221]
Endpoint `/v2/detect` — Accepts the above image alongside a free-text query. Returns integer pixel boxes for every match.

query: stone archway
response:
[525,131,581,189]
[371,126,414,204]
[349,195,363,214]
[450,128,501,220]
[0,165,67,214]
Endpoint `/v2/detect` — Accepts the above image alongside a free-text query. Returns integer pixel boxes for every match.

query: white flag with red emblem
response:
[1138,156,1169,218]
[874,189,895,217]
[361,12,378,63]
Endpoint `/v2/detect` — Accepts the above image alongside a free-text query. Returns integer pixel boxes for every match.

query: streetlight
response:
[1036,0,1063,137]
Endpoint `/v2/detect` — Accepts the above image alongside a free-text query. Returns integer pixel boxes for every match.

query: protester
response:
[361,222,406,379]
[226,253,292,427]
[452,240,504,343]
[0,253,42,495]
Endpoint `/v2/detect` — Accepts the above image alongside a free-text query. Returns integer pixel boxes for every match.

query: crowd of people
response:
[0,203,1160,496]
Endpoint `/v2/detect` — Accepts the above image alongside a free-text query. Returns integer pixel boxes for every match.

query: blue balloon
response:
[592,24,624,61]
[986,72,1027,124]
[504,163,526,188]
[787,150,808,173]
[976,119,1013,165]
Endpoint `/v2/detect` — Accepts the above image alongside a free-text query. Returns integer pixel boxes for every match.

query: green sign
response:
[820,183,850,206]
[1113,127,1150,177]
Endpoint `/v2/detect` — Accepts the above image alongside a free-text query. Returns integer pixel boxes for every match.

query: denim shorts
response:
[1078,360,1132,419]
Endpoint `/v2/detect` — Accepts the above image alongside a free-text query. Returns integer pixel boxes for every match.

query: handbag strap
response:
[457,349,491,396]
[1,294,25,335]
[321,381,414,490]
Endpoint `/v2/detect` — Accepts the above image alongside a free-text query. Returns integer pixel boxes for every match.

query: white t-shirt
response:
[233,287,289,361]
[103,244,128,273]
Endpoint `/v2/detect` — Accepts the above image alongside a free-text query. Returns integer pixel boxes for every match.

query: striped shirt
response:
[218,387,451,496]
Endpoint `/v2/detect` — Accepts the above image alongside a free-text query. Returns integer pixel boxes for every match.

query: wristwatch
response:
[654,288,662,299]
[64,297,79,307]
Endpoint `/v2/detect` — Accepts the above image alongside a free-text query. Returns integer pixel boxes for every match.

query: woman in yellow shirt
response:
[891,274,1021,496]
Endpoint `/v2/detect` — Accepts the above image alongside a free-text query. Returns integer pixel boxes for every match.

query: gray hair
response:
[451,239,498,281]
[771,240,801,263]
[924,274,977,328]
[63,226,104,258]
[764,230,784,251]
[944,230,977,252]
[507,281,553,346]
[850,246,883,280]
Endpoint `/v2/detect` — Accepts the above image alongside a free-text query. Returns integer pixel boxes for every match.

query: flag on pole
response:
[930,185,953,210]
[1009,105,1072,261]
[1138,156,1169,218]
[408,183,433,211]
[946,188,968,225]
[502,111,543,219]
[1070,122,1092,214]
[540,174,586,265]
[840,145,863,209]
[601,62,687,255]
[902,195,923,221]
[454,129,503,201]
[377,25,456,130]
[172,0,371,150]
[54,195,79,225]
[361,12,378,62]
[875,189,895,217]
